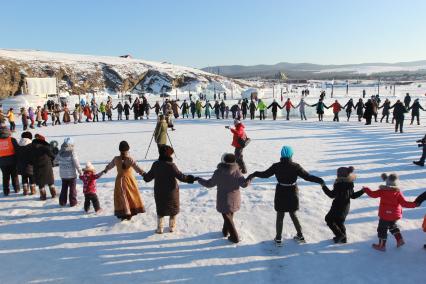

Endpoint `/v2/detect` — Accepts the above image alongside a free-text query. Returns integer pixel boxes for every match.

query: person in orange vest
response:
[329,100,343,122]
[283,98,295,121]
[0,126,20,196]
[6,108,16,132]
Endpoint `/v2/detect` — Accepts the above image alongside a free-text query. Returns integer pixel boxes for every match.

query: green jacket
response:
[257,101,267,111]
[99,103,106,113]
[154,120,168,145]
[196,101,203,112]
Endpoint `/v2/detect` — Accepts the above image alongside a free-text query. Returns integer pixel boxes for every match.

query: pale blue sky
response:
[1,0,425,67]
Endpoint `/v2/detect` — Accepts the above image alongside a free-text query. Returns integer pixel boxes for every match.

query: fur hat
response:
[63,137,74,146]
[119,141,130,152]
[21,131,33,140]
[281,146,294,159]
[35,134,46,141]
[381,173,399,187]
[337,166,355,178]
[221,153,236,164]
[83,162,95,173]
[159,145,174,158]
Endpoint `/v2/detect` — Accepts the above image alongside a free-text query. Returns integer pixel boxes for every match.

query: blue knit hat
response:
[281,146,294,159]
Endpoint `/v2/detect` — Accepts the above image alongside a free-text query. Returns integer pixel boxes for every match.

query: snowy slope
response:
[0,104,426,283]
[0,49,251,97]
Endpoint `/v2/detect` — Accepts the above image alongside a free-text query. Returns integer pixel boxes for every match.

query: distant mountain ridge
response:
[202,60,426,80]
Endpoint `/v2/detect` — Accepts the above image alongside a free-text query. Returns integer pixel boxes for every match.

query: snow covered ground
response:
[1,110,426,283]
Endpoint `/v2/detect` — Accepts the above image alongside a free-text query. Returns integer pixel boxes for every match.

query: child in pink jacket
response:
[363,173,417,251]
[79,162,103,213]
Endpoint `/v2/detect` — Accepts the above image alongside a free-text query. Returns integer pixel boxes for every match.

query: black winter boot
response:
[413,161,425,167]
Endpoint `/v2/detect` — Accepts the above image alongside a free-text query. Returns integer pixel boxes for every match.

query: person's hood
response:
[32,139,50,147]
[59,144,74,157]
[334,175,356,184]
[19,138,32,147]
[217,162,240,172]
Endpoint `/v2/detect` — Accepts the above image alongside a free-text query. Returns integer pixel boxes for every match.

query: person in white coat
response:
[56,137,82,207]
[295,98,309,120]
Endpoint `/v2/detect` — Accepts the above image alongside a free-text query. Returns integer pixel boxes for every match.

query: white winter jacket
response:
[56,144,82,179]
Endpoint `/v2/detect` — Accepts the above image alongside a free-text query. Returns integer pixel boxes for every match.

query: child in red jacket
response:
[363,173,417,251]
[79,162,103,213]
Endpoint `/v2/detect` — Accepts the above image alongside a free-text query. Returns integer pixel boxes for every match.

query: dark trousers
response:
[21,174,33,185]
[59,178,77,207]
[333,113,339,122]
[1,165,20,195]
[276,211,302,239]
[286,109,290,120]
[300,111,307,120]
[357,114,362,122]
[377,219,400,240]
[93,114,99,122]
[318,114,323,121]
[222,212,238,242]
[118,113,122,120]
[102,112,106,121]
[250,112,255,120]
[220,111,224,119]
[346,111,351,121]
[411,114,420,125]
[380,114,389,123]
[395,118,404,133]
[234,147,247,173]
[272,112,277,120]
[259,110,265,120]
[242,112,247,119]
[365,116,372,125]
[84,193,100,212]
[325,213,346,237]
[9,121,16,131]
[373,113,378,122]
[420,145,426,163]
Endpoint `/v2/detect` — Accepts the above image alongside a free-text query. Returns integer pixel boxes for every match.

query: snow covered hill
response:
[0,49,251,98]
[0,110,425,283]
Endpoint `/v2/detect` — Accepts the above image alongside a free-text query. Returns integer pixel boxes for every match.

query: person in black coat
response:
[241,99,248,119]
[248,146,324,245]
[343,99,354,121]
[355,99,364,122]
[408,98,424,125]
[363,99,374,125]
[213,101,221,119]
[31,134,56,200]
[404,93,411,108]
[390,100,407,133]
[16,131,35,195]
[131,99,140,120]
[190,101,196,119]
[180,100,189,118]
[379,99,391,123]
[220,101,226,119]
[267,100,283,120]
[123,102,131,120]
[321,166,364,243]
[249,100,257,120]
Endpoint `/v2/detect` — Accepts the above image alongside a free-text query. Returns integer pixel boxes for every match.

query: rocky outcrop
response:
[0,49,251,98]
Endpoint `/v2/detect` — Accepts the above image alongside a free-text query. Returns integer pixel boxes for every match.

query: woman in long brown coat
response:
[197,153,251,243]
[143,145,195,234]
[103,141,145,221]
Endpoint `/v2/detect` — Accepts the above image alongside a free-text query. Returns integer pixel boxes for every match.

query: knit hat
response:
[35,134,46,141]
[381,173,399,187]
[337,166,355,178]
[221,153,236,164]
[21,131,33,140]
[280,146,294,159]
[83,162,95,172]
[119,141,130,152]
[159,145,174,157]
[63,137,74,146]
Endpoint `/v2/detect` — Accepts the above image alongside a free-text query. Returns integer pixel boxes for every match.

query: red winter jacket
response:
[331,102,342,113]
[42,110,49,121]
[364,186,416,221]
[231,123,246,148]
[284,101,294,110]
[79,172,102,194]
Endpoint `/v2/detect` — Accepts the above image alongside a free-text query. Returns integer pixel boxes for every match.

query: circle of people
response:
[2,92,422,135]
[1,121,425,251]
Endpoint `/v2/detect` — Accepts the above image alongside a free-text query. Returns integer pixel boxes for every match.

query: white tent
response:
[25,77,57,97]
[241,88,264,100]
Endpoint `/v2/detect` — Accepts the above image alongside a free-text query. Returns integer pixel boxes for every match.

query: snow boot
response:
[3,187,10,196]
[222,226,229,237]
[40,188,47,201]
[22,184,29,196]
[333,235,347,244]
[228,236,239,244]
[394,232,405,248]
[372,239,386,251]
[413,161,424,167]
[274,237,283,247]
[294,234,306,243]
[156,217,164,234]
[423,244,426,250]
[30,184,36,195]
[169,216,176,233]
[49,185,57,198]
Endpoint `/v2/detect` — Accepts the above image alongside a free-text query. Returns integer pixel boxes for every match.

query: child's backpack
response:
[423,215,426,232]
